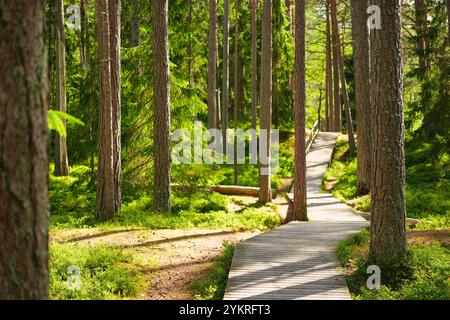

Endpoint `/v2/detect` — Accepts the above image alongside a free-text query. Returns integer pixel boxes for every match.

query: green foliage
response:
[192,242,235,300]
[337,230,450,300]
[48,110,84,137]
[49,244,142,300]
[323,136,450,229]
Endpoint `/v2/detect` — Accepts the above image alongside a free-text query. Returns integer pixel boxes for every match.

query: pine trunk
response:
[259,0,272,203]
[233,0,239,185]
[351,0,372,195]
[207,0,218,129]
[222,0,230,154]
[325,1,333,131]
[369,0,408,264]
[0,0,49,299]
[55,0,69,176]
[96,0,116,220]
[289,0,307,221]
[330,0,341,132]
[251,0,258,131]
[131,0,140,47]
[153,0,172,213]
[109,0,122,213]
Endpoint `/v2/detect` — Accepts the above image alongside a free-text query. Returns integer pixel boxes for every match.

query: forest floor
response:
[50,195,289,300]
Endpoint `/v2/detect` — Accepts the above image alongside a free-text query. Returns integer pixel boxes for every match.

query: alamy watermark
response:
[172,122,279,176]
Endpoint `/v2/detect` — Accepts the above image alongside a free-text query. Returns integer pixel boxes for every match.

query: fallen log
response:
[172,184,277,199]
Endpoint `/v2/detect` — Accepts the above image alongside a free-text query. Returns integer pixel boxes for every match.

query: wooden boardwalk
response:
[224,132,369,300]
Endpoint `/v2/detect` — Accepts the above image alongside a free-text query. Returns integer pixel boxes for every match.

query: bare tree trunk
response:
[109,0,121,213]
[96,0,116,220]
[287,0,307,221]
[233,0,239,185]
[251,0,258,131]
[351,0,372,195]
[325,1,333,132]
[81,0,90,72]
[336,43,356,154]
[187,0,194,89]
[131,0,140,47]
[415,0,428,74]
[0,0,49,299]
[259,0,272,203]
[153,0,171,213]
[55,0,69,176]
[207,0,218,129]
[222,0,230,154]
[330,0,341,132]
[369,0,407,264]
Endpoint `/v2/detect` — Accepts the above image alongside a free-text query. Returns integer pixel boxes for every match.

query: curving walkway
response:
[224,132,368,300]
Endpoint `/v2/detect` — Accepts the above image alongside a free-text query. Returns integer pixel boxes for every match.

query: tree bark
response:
[251,0,258,132]
[259,0,272,203]
[109,0,122,213]
[233,0,239,185]
[96,0,116,220]
[330,0,341,132]
[0,0,49,299]
[351,0,372,195]
[369,0,408,264]
[131,0,140,47]
[187,0,194,89]
[207,0,218,129]
[153,0,171,213]
[222,0,230,154]
[287,0,307,221]
[414,0,428,74]
[325,1,333,132]
[55,0,69,176]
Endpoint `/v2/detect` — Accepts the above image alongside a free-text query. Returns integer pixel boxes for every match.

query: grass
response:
[323,135,450,230]
[337,230,450,300]
[192,242,236,300]
[49,243,147,300]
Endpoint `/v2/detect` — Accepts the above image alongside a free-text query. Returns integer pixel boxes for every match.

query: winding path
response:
[224,132,369,300]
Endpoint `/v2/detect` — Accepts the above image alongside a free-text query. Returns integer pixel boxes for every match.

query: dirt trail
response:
[52,227,261,299]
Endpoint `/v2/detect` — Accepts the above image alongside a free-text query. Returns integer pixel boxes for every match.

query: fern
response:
[48,110,84,137]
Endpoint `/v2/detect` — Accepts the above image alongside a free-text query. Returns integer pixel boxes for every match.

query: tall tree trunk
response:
[187,0,194,89]
[369,0,408,264]
[233,0,239,185]
[207,0,218,129]
[251,0,258,131]
[325,1,333,132]
[0,0,49,299]
[336,43,356,153]
[109,0,122,213]
[415,0,428,74]
[96,0,116,220]
[330,0,341,132]
[222,0,230,154]
[259,0,272,203]
[351,0,372,195]
[81,0,90,72]
[287,0,307,221]
[55,0,69,176]
[153,0,171,213]
[131,0,140,47]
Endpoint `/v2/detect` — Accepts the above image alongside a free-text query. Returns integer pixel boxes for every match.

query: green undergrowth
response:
[337,230,450,300]
[192,242,235,300]
[49,243,148,300]
[323,136,449,230]
[50,165,281,231]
